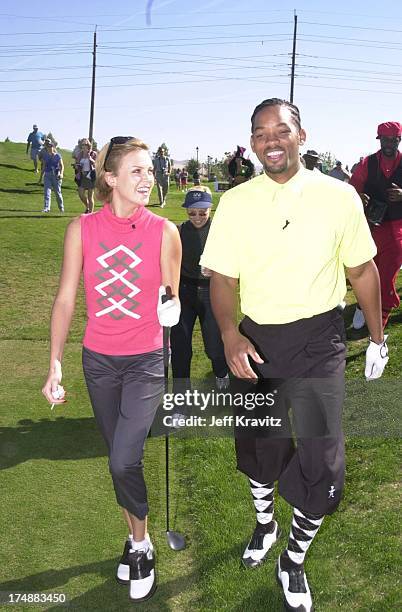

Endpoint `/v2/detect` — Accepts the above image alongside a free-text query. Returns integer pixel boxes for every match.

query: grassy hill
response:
[0,141,401,611]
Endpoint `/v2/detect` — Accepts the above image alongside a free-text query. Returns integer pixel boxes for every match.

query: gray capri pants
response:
[82,346,164,520]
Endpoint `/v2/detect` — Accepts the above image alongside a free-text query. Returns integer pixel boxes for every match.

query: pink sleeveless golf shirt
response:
[81,203,165,355]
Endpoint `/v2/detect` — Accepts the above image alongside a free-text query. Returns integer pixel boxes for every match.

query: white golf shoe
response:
[276,554,313,612]
[352,306,366,330]
[242,520,281,568]
[128,546,156,602]
[116,535,153,585]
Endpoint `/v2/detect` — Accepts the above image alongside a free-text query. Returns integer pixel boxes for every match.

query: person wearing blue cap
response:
[170,187,229,390]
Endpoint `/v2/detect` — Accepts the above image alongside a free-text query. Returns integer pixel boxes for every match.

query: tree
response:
[212,152,232,180]
[319,151,336,174]
[186,157,199,176]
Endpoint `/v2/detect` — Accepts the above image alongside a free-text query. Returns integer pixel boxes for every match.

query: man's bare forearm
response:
[209,272,239,339]
[347,260,384,343]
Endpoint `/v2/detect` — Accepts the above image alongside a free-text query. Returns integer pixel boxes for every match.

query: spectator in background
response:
[180,168,189,192]
[302,149,322,172]
[349,121,402,330]
[74,138,97,214]
[193,168,201,186]
[153,146,172,207]
[351,156,364,174]
[228,145,255,187]
[72,138,85,164]
[26,124,45,173]
[40,140,64,213]
[37,139,51,185]
[170,186,229,391]
[329,160,351,182]
[174,168,181,189]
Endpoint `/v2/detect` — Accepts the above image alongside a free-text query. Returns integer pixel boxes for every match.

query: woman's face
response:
[109,149,154,207]
[187,207,210,228]
[82,144,90,155]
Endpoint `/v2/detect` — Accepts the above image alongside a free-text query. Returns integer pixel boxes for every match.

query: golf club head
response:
[166,530,186,551]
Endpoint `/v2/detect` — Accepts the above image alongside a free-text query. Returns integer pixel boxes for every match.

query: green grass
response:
[0,142,401,611]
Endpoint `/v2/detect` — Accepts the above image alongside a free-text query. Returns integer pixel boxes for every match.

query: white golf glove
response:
[365,335,389,381]
[157,285,181,327]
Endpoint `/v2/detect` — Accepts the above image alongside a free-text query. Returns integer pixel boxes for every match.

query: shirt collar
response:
[261,166,306,198]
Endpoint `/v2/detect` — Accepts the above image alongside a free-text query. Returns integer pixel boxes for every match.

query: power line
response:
[0,19,291,36]
[0,72,293,94]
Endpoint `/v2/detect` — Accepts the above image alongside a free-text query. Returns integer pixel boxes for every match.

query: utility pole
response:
[290,11,297,103]
[89,26,97,144]
[196,146,199,166]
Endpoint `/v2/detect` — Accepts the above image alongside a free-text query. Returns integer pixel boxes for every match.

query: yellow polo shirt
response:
[200,167,377,324]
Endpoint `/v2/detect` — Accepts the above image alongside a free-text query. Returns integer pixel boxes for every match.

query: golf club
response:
[162,286,186,551]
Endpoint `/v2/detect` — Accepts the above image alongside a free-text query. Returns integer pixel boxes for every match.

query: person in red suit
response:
[349,121,402,329]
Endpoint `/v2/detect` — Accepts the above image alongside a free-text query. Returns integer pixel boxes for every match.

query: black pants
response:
[235,308,346,516]
[170,281,228,380]
[82,347,164,520]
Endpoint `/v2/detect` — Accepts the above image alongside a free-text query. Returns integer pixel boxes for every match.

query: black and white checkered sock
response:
[249,478,274,525]
[286,507,324,565]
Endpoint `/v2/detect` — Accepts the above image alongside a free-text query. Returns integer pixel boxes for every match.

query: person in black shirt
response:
[170,187,229,389]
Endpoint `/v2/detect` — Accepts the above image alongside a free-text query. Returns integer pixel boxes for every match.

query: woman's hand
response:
[42,359,66,406]
[157,286,181,327]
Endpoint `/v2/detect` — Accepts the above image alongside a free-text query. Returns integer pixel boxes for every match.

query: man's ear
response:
[250,134,255,153]
[299,128,307,146]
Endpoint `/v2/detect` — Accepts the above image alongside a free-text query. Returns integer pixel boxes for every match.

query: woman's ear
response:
[104,172,117,188]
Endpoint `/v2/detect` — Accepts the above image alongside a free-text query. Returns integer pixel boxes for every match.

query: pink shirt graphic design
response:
[81,203,165,355]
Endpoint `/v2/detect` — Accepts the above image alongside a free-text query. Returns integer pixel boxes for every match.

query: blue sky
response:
[1,0,402,167]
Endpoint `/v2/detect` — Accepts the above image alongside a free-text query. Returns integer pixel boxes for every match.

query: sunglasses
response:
[188,210,209,217]
[103,136,133,170]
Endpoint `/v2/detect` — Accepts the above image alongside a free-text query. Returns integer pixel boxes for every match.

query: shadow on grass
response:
[0,215,76,219]
[0,557,176,611]
[0,417,106,469]
[0,187,43,194]
[0,541,279,611]
[0,162,29,171]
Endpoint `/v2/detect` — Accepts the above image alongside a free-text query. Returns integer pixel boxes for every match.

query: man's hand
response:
[387,183,402,203]
[222,329,264,379]
[360,193,370,207]
[200,266,212,278]
[365,335,389,380]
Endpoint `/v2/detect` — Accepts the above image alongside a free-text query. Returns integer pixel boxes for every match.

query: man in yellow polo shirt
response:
[200,98,389,612]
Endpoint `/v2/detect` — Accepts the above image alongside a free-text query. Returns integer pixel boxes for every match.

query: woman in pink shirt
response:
[42,137,181,602]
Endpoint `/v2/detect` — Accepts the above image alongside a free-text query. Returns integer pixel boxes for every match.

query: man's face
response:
[379,135,401,158]
[304,155,318,170]
[250,105,305,183]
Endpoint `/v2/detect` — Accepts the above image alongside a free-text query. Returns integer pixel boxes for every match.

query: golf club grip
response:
[161,285,173,304]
